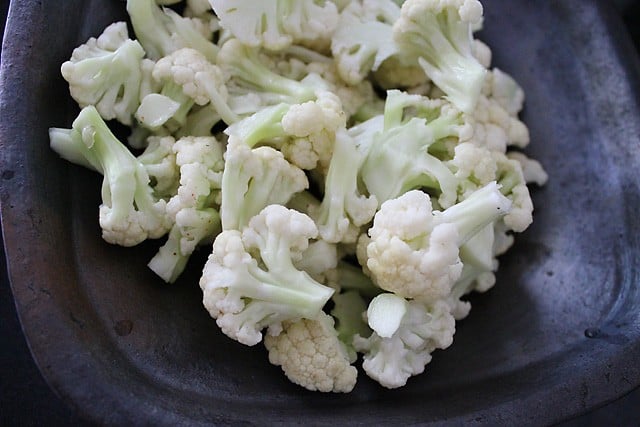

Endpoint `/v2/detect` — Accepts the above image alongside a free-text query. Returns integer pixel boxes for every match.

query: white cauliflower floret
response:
[264,312,357,393]
[220,139,309,231]
[136,135,179,199]
[127,0,219,62]
[507,151,549,186]
[367,183,511,302]
[393,0,487,113]
[304,60,379,118]
[494,154,534,232]
[138,48,237,129]
[199,205,335,346]
[148,136,225,283]
[311,129,378,244]
[49,106,171,247]
[331,0,401,85]
[367,191,461,301]
[354,295,455,388]
[472,83,529,150]
[210,0,339,51]
[280,90,346,170]
[61,22,146,125]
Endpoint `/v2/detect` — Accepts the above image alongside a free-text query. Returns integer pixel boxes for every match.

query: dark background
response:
[1,1,640,425]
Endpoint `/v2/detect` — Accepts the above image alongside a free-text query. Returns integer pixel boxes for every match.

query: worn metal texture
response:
[1,0,639,425]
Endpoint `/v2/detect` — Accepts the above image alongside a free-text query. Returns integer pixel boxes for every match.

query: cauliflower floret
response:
[49,106,170,247]
[136,135,179,199]
[210,0,339,51]
[472,93,529,150]
[127,0,219,62]
[367,183,511,302]
[137,48,237,130]
[494,154,534,232]
[220,139,308,231]
[199,205,335,346]
[331,0,401,85]
[310,129,378,244]
[360,91,469,209]
[264,312,357,393]
[393,0,487,113]
[507,151,549,186]
[281,90,346,170]
[354,295,455,388]
[148,136,225,283]
[61,22,146,125]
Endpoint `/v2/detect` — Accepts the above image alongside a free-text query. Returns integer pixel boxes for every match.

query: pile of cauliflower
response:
[49,0,547,392]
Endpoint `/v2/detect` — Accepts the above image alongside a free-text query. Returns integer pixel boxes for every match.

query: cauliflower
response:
[220,138,308,230]
[61,22,146,125]
[354,294,456,388]
[136,48,237,130]
[50,0,547,395]
[264,312,357,393]
[360,90,471,209]
[210,0,339,51]
[126,0,219,62]
[148,136,225,282]
[393,0,487,112]
[199,205,335,346]
[136,135,179,199]
[331,0,401,85]
[223,90,346,171]
[217,38,317,109]
[366,182,511,301]
[311,129,378,244]
[49,106,170,246]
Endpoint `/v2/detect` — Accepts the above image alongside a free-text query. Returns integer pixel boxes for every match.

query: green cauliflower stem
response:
[199,204,335,346]
[49,106,170,247]
[61,22,146,126]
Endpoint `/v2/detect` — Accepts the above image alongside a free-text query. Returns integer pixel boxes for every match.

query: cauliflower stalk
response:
[360,90,471,209]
